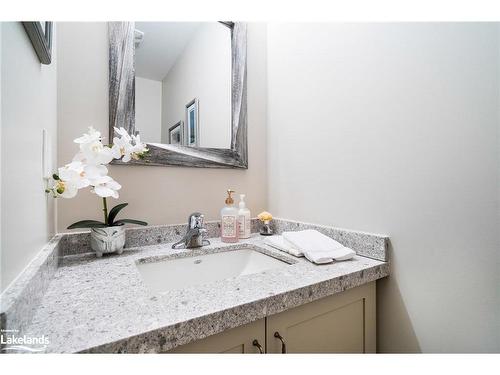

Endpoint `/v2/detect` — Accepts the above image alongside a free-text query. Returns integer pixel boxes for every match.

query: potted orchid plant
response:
[46,126,149,257]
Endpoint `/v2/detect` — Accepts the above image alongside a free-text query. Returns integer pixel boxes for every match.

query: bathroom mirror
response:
[108,22,247,168]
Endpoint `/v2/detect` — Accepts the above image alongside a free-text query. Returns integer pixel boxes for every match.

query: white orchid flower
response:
[52,179,78,198]
[74,126,113,166]
[92,175,122,199]
[50,161,114,199]
[130,134,148,160]
[48,126,148,203]
[111,134,133,162]
[84,164,108,184]
[49,161,89,199]
[111,127,148,162]
[58,161,90,189]
[114,127,131,141]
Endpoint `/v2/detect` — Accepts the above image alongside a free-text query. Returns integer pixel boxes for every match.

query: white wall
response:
[161,23,231,148]
[1,22,58,291]
[56,22,267,232]
[267,23,500,352]
[135,76,162,142]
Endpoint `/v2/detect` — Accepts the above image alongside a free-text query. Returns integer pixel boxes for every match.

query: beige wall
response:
[161,23,231,148]
[1,22,58,291]
[267,23,500,352]
[56,22,267,231]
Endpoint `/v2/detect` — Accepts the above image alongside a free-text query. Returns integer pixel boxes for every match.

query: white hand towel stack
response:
[264,236,304,257]
[282,229,355,264]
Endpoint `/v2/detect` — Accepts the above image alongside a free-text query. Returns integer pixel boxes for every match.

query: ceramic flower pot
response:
[90,226,125,257]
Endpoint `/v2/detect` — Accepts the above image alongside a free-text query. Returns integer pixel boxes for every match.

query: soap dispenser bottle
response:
[238,194,251,239]
[221,189,239,243]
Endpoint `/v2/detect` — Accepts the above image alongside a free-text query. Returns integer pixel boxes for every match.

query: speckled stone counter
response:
[0,219,390,353]
[15,234,388,353]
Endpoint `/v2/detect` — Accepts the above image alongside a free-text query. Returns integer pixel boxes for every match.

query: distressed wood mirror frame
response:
[108,22,248,169]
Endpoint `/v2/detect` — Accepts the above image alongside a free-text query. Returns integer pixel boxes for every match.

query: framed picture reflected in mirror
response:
[22,22,53,64]
[168,121,184,145]
[185,98,199,147]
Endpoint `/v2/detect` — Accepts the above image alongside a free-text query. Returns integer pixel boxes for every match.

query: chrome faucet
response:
[172,212,210,249]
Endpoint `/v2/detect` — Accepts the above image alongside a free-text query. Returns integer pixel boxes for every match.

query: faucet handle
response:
[173,212,210,249]
[188,212,205,229]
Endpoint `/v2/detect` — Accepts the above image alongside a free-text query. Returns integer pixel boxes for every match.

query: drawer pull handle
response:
[252,339,264,354]
[274,331,287,353]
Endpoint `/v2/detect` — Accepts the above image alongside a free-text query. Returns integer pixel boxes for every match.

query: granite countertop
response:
[22,234,389,353]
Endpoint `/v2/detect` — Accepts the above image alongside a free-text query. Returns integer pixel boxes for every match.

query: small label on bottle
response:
[239,215,251,238]
[222,215,236,237]
[238,215,246,237]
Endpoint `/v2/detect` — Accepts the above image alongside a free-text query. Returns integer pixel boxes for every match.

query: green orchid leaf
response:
[113,219,148,226]
[107,203,129,225]
[67,220,107,229]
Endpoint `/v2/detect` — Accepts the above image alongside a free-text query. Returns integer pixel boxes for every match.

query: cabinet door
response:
[167,318,265,353]
[267,282,376,353]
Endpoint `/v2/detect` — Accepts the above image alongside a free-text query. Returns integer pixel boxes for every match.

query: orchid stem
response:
[102,197,108,225]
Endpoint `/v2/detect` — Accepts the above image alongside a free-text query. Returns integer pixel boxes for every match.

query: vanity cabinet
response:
[168,282,375,354]
[168,319,266,354]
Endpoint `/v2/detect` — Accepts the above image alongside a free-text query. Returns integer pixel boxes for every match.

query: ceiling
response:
[134,22,202,81]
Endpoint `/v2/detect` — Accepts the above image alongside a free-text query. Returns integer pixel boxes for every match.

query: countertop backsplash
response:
[59,218,388,261]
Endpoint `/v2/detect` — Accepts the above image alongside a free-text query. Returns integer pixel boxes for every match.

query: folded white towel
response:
[282,229,355,264]
[303,251,335,264]
[264,236,304,257]
[283,229,344,252]
[303,247,355,264]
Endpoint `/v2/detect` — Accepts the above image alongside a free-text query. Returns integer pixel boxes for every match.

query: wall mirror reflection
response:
[134,22,231,148]
[108,21,247,169]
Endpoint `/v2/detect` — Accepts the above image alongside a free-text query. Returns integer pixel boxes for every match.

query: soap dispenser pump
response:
[238,194,251,239]
[221,189,239,243]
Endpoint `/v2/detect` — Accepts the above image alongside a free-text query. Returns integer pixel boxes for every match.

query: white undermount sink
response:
[136,247,290,293]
